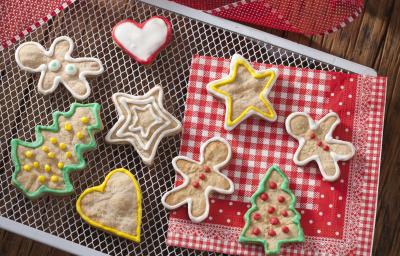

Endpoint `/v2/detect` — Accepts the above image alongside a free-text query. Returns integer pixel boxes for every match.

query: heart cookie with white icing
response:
[112,16,173,65]
[76,168,142,242]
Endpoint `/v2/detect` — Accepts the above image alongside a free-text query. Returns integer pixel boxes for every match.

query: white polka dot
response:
[309,220,314,224]
[340,179,344,183]
[211,199,215,203]
[348,94,352,98]
[350,78,354,82]
[228,201,233,206]
[335,232,340,236]
[337,214,341,218]
[329,204,333,208]
[301,210,305,214]
[335,136,339,139]
[346,111,351,116]
[209,216,213,220]
[339,102,343,106]
[227,219,231,223]
[339,196,343,200]
[237,212,241,216]
[319,211,323,216]
[172,211,177,215]
[219,209,223,213]
[329,109,333,112]
[320,194,325,198]
[317,229,321,234]
[340,85,344,89]
[330,92,335,96]
[333,76,336,79]
[345,128,349,132]
[330,186,335,191]
[327,222,332,226]
[247,204,251,208]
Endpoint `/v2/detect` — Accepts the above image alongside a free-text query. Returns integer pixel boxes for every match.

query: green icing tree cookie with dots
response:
[11,103,102,199]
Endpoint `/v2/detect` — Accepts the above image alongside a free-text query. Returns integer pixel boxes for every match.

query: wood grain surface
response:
[1,0,399,255]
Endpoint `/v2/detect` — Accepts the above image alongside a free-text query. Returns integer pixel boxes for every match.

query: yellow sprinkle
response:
[42,146,49,153]
[50,175,59,182]
[80,116,89,124]
[47,152,56,159]
[57,162,64,169]
[50,137,58,144]
[33,162,39,168]
[37,175,46,184]
[44,164,51,172]
[76,132,84,140]
[64,123,72,131]
[59,143,67,150]
[65,151,72,158]
[24,151,33,158]
[23,164,31,171]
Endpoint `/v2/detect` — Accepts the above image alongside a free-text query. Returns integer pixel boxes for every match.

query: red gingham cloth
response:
[166,55,386,255]
[0,0,75,50]
[172,0,364,35]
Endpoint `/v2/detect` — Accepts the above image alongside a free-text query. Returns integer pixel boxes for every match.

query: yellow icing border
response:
[76,168,142,243]
[208,57,277,128]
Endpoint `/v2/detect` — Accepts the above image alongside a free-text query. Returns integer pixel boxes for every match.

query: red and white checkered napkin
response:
[166,55,386,255]
[0,0,75,50]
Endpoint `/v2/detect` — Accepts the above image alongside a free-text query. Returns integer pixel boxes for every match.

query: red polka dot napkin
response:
[172,0,364,35]
[166,55,386,255]
[0,0,75,50]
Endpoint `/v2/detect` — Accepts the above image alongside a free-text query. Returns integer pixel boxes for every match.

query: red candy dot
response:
[192,181,200,188]
[281,210,288,217]
[269,217,279,225]
[199,173,206,180]
[269,181,277,189]
[260,193,269,201]
[268,206,275,214]
[282,226,290,233]
[253,213,261,221]
[278,195,285,203]
[323,144,330,151]
[252,228,261,236]
[268,229,277,237]
[317,141,323,146]
[310,132,316,139]
[203,165,211,172]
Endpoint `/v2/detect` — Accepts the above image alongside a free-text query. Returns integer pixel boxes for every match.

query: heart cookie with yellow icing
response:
[76,168,142,242]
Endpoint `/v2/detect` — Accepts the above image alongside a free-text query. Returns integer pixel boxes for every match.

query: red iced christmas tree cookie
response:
[239,165,304,255]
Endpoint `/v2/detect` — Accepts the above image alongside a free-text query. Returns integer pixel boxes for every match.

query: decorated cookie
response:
[239,165,304,255]
[207,54,278,131]
[76,168,142,242]
[105,86,181,165]
[112,16,173,65]
[285,112,356,182]
[11,103,103,199]
[15,36,104,100]
[161,137,234,223]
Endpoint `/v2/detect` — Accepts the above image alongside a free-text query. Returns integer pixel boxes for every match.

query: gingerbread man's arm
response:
[318,112,339,138]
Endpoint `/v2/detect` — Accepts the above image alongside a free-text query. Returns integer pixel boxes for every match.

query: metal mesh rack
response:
[0,0,371,255]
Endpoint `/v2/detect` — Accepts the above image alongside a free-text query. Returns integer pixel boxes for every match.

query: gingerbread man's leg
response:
[163,187,208,218]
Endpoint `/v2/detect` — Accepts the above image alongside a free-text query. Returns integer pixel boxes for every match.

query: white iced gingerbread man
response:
[285,112,355,182]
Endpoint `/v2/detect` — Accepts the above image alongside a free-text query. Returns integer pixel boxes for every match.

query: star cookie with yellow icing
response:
[207,54,278,131]
[11,103,103,199]
[105,86,182,165]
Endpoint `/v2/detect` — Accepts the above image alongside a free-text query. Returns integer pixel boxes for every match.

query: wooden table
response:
[1,0,399,255]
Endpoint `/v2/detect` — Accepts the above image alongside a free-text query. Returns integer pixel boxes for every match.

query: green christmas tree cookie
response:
[11,103,102,199]
[239,165,304,255]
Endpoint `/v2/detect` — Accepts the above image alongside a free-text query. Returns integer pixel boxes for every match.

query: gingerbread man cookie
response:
[207,54,278,131]
[15,36,104,100]
[11,103,103,199]
[161,137,234,223]
[105,86,182,166]
[285,112,355,182]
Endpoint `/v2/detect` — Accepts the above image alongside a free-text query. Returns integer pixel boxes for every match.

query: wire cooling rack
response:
[0,0,376,255]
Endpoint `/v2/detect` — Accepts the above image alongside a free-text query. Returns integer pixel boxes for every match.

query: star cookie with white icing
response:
[105,86,182,165]
[207,54,278,131]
